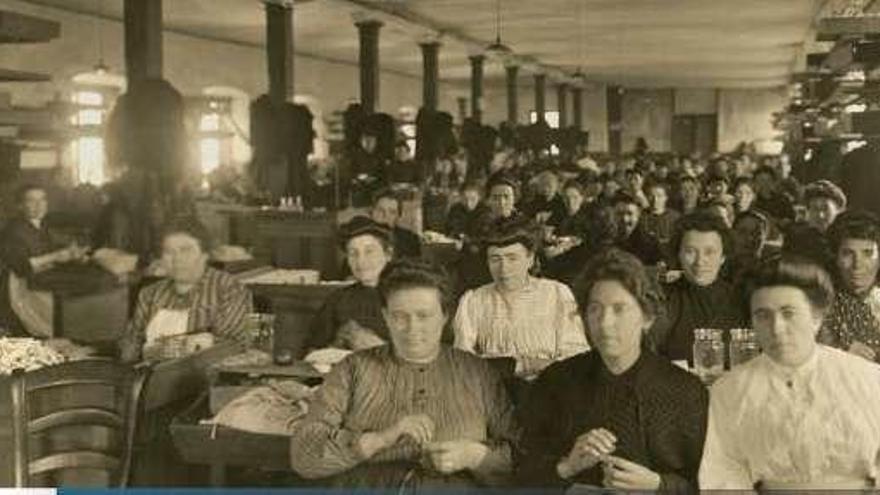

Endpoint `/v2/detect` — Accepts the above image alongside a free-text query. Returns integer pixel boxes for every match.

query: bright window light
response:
[529,110,561,128]
[200,138,220,173]
[74,91,103,106]
[77,109,103,126]
[75,136,105,185]
[200,113,220,132]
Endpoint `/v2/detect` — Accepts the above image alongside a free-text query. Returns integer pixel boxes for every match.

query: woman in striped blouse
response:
[119,216,252,362]
[290,259,517,489]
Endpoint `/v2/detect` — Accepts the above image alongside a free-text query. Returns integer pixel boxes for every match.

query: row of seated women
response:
[288,250,880,491]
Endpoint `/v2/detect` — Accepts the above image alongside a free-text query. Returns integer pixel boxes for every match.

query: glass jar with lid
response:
[729,328,760,368]
[693,328,724,384]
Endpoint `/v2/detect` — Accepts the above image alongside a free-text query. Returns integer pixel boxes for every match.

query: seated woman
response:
[820,210,880,362]
[290,260,517,488]
[453,218,589,379]
[0,184,87,337]
[656,212,747,365]
[119,216,252,362]
[543,179,594,284]
[457,172,526,292]
[783,180,848,268]
[700,255,880,490]
[518,248,708,491]
[306,216,394,352]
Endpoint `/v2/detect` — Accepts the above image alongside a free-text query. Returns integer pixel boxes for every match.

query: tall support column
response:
[124,0,163,84]
[607,85,623,156]
[356,19,382,114]
[265,1,294,105]
[557,83,569,128]
[420,41,440,111]
[469,54,485,123]
[505,65,519,125]
[457,96,468,123]
[534,73,546,122]
[572,86,584,130]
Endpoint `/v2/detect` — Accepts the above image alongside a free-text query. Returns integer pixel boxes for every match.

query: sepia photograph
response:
[0,0,879,491]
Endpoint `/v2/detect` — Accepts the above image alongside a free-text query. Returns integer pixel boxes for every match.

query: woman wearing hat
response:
[783,179,848,268]
[306,216,394,352]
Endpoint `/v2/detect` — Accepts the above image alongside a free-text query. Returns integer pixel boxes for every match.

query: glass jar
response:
[693,328,725,384]
[245,312,275,354]
[729,328,760,368]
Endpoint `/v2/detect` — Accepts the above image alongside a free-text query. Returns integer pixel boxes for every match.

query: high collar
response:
[760,345,820,384]
[598,350,647,384]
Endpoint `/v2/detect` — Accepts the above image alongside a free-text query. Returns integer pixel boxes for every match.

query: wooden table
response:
[224,209,344,280]
[170,361,322,486]
[29,263,129,346]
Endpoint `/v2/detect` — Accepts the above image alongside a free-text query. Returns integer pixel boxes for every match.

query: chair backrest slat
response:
[29,408,123,433]
[29,452,120,476]
[10,359,149,488]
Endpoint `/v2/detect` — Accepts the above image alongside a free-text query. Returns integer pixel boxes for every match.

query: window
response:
[70,89,110,185]
[199,111,222,174]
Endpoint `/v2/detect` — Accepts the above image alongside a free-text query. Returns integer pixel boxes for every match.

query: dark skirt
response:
[315,461,483,494]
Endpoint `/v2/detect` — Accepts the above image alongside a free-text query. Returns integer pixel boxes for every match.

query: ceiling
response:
[16,0,825,88]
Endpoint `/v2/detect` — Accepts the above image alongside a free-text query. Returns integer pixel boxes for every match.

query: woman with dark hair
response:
[543,179,595,284]
[290,259,517,489]
[656,212,748,364]
[0,184,88,336]
[306,216,394,352]
[453,218,589,379]
[783,180,848,268]
[518,248,708,491]
[119,216,253,362]
[819,210,880,362]
[700,255,880,490]
[456,172,526,291]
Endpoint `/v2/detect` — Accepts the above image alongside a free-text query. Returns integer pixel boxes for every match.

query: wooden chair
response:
[9,358,148,487]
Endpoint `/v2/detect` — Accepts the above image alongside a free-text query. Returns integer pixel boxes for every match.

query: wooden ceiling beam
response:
[0,68,51,82]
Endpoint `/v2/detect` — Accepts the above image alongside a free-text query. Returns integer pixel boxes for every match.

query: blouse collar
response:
[760,345,820,385]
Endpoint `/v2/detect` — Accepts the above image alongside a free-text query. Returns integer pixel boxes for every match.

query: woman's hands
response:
[601,455,661,490]
[557,428,617,479]
[357,414,490,474]
[425,440,489,474]
[357,414,435,458]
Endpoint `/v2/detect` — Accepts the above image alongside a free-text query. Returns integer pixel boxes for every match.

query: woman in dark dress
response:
[518,248,708,492]
[306,216,394,352]
[656,212,748,365]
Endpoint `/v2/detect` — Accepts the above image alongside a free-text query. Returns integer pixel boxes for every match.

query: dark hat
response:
[339,216,393,249]
[803,180,847,209]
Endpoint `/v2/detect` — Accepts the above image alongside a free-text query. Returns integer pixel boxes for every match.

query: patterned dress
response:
[821,287,880,362]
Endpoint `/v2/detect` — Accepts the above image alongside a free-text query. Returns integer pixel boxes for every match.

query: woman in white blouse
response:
[453,218,589,380]
[699,255,880,490]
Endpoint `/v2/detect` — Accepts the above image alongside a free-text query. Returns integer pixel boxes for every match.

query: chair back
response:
[10,358,148,487]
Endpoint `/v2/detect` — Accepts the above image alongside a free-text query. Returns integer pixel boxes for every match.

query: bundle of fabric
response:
[210,380,316,435]
[0,337,65,375]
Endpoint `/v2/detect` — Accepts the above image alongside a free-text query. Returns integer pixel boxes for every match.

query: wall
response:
[0,0,464,121]
[480,80,609,152]
[717,87,788,153]
[621,88,674,153]
[0,0,789,159]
